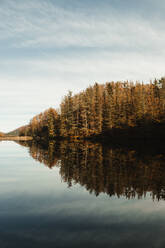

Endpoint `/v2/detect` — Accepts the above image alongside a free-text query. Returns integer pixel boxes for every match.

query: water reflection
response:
[17,140,165,201]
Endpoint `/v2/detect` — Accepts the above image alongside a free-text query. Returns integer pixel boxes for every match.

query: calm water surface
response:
[1,140,165,248]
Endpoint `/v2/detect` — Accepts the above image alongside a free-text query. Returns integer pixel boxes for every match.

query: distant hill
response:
[6,128,20,136]
[6,125,29,136]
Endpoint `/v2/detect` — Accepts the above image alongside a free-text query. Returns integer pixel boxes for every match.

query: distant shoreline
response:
[0,136,33,141]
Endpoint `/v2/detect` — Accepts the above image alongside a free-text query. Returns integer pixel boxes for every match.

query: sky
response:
[0,0,165,132]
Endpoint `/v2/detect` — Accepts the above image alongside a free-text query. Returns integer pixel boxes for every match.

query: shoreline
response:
[0,136,33,141]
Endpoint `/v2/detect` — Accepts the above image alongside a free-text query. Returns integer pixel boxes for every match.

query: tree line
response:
[19,77,165,139]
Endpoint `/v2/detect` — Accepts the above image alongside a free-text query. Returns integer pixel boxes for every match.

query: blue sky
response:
[0,0,165,132]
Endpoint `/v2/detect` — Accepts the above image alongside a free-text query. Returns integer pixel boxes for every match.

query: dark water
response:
[1,140,165,248]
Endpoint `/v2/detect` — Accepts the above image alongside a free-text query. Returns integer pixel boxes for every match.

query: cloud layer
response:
[0,0,165,131]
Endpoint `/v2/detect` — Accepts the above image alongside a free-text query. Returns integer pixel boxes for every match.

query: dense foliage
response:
[0,132,4,137]
[19,78,165,139]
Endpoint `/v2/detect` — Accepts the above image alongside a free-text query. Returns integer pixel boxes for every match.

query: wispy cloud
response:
[0,0,165,51]
[0,0,165,131]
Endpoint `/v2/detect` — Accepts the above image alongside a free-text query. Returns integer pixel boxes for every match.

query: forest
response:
[18,77,165,141]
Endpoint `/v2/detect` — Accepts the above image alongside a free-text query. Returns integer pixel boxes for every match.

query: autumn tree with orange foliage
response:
[19,78,165,140]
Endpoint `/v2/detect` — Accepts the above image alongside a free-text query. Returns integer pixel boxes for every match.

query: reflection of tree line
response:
[30,141,61,168]
[18,140,165,200]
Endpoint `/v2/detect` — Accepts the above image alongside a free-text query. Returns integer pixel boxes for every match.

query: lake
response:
[1,140,165,248]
